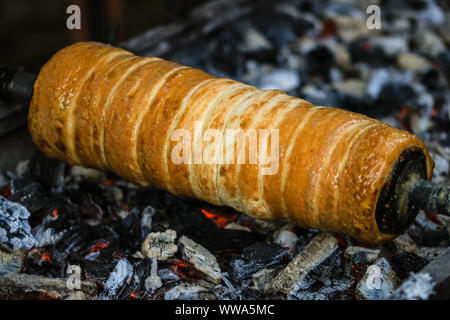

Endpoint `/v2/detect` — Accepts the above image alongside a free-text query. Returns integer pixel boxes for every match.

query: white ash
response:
[141,229,178,261]
[0,196,37,250]
[238,25,272,53]
[145,258,162,292]
[224,222,251,232]
[274,230,298,253]
[389,272,435,300]
[344,246,380,264]
[70,165,106,182]
[15,160,29,178]
[371,36,408,56]
[254,69,300,93]
[164,283,209,300]
[33,227,65,247]
[270,232,338,295]
[99,258,133,300]
[178,235,222,284]
[252,268,275,292]
[356,258,401,300]
[366,69,412,99]
[430,152,449,183]
[392,233,419,254]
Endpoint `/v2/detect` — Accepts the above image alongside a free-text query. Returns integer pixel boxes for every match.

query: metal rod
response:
[0,66,35,105]
[409,179,450,217]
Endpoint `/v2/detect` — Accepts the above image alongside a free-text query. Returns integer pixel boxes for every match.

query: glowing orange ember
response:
[128,293,137,299]
[50,209,59,218]
[201,209,237,228]
[41,253,52,263]
[2,187,11,197]
[104,179,115,186]
[89,242,110,254]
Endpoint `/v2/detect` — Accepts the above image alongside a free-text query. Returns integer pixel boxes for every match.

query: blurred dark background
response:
[0,0,209,72]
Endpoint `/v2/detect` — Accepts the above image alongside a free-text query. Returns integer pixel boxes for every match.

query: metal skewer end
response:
[409,179,450,217]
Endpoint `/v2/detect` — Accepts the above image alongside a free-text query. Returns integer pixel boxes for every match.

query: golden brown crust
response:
[29,42,435,244]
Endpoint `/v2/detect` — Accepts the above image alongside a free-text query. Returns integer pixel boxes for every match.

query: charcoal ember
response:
[144,258,162,292]
[164,283,209,300]
[141,229,178,261]
[0,170,7,188]
[25,152,65,188]
[408,212,449,247]
[65,181,105,219]
[252,9,300,48]
[289,250,352,300]
[80,259,117,284]
[437,51,450,84]
[349,38,394,66]
[117,207,142,251]
[388,252,430,280]
[231,242,288,280]
[53,224,119,262]
[390,248,450,300]
[0,272,98,300]
[270,232,338,295]
[179,235,222,284]
[99,258,134,300]
[8,181,49,215]
[157,268,180,283]
[0,196,37,250]
[0,247,26,275]
[344,246,380,264]
[163,195,262,251]
[355,258,401,300]
[377,82,419,111]
[305,45,335,81]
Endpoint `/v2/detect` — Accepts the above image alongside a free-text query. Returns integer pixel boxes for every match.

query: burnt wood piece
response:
[389,247,450,300]
[0,272,98,300]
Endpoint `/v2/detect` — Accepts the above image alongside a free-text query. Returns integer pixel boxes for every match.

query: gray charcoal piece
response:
[145,258,162,292]
[179,235,222,284]
[99,258,133,300]
[164,283,208,300]
[0,272,98,299]
[141,229,178,261]
[270,232,338,295]
[0,196,37,250]
[344,246,380,264]
[0,248,26,276]
[389,247,450,300]
[356,258,401,300]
